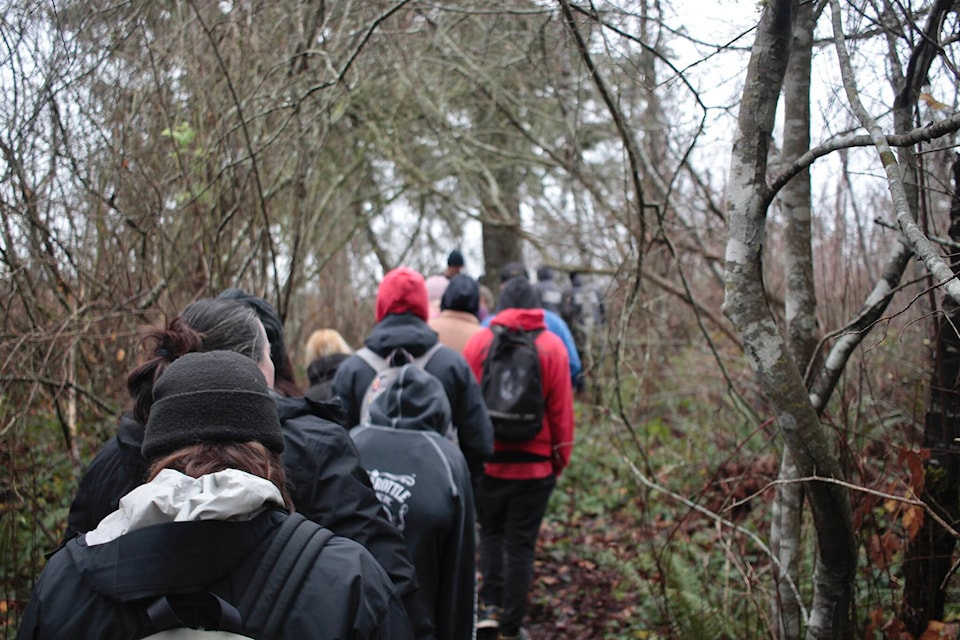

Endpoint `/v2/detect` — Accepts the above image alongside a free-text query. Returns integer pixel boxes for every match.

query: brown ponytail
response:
[126,316,203,423]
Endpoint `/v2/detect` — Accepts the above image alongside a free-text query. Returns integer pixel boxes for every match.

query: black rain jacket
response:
[352,366,476,640]
[20,509,412,639]
[64,394,433,639]
[332,313,493,482]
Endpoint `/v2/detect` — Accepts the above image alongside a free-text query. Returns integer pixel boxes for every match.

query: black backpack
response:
[481,326,544,442]
[139,513,334,639]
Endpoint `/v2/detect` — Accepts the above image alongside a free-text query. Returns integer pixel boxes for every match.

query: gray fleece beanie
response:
[142,350,284,460]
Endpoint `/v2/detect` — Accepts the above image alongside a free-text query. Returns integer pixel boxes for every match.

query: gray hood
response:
[367,365,452,436]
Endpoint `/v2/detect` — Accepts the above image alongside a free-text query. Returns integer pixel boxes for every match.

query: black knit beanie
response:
[142,350,284,460]
[440,273,480,316]
[447,249,464,267]
[496,275,540,311]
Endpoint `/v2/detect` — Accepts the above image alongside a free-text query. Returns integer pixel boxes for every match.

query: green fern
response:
[662,550,763,640]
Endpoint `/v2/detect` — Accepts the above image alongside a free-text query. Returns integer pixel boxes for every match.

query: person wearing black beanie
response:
[445,248,465,278]
[64,298,435,639]
[142,350,284,460]
[429,274,483,354]
[20,349,415,640]
[441,274,480,316]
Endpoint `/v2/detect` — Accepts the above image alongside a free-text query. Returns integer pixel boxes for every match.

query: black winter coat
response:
[352,365,476,640]
[306,353,351,402]
[19,509,412,639]
[64,395,432,639]
[332,313,493,481]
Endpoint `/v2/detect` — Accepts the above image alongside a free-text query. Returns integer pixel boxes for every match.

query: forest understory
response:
[515,397,960,640]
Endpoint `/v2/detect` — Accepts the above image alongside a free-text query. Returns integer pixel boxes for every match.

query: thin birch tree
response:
[724,2,857,637]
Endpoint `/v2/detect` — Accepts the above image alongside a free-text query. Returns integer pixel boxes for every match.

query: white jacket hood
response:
[85,468,284,546]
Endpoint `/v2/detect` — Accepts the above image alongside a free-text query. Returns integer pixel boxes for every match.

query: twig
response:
[187,1,280,298]
[766,113,960,204]
[617,440,809,623]
[729,473,960,542]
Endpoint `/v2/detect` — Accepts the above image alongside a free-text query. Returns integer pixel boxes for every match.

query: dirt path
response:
[476,516,649,640]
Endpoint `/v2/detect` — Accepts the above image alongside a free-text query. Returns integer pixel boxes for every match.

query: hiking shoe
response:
[477,605,502,630]
[497,629,530,640]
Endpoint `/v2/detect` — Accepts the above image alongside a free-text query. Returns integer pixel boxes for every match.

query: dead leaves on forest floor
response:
[524,515,656,639]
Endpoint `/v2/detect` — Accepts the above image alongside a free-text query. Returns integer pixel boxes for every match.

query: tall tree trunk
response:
[479,126,523,291]
[886,0,960,631]
[723,2,856,638]
[902,155,960,635]
[772,3,817,637]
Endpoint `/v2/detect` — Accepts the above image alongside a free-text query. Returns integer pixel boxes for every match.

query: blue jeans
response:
[477,474,556,635]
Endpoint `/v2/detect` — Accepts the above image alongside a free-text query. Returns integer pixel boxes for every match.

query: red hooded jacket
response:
[462,307,574,480]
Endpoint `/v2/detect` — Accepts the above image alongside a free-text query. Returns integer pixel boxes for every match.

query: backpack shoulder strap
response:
[355,347,388,373]
[143,592,245,637]
[482,327,503,377]
[240,513,335,636]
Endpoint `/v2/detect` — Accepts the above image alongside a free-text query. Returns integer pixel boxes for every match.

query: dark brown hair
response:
[147,441,294,511]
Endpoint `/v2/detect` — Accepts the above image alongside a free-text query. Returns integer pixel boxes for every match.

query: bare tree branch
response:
[767,113,960,203]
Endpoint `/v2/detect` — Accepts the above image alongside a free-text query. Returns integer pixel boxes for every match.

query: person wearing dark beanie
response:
[63,298,434,639]
[333,266,493,486]
[445,248,465,278]
[20,350,415,640]
[441,273,480,316]
[429,274,483,354]
[142,350,284,460]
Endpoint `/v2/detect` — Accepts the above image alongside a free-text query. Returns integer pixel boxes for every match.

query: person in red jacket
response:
[462,276,575,640]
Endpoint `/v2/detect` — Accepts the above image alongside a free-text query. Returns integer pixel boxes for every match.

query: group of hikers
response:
[17,251,606,640]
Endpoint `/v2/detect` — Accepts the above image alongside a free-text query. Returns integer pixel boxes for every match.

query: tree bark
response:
[772,4,817,637]
[894,0,960,631]
[479,127,524,291]
[902,155,960,635]
[723,2,856,638]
